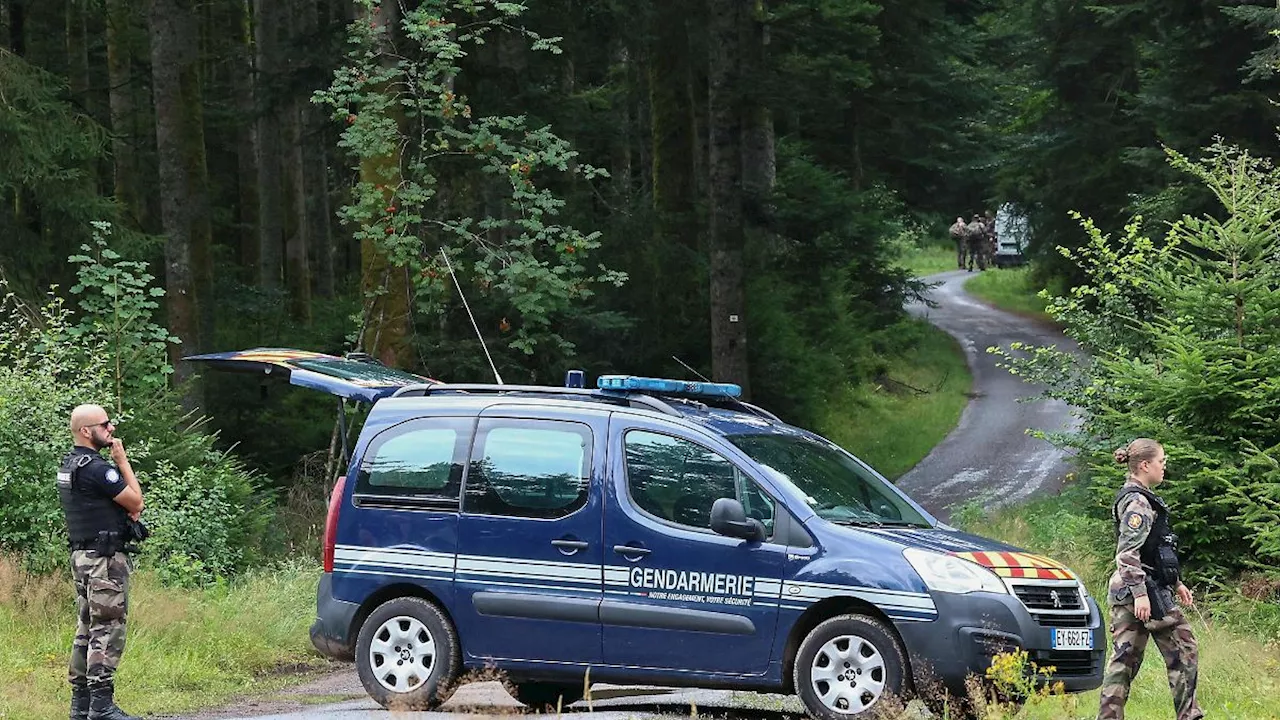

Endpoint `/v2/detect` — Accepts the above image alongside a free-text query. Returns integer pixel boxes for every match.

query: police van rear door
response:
[453,404,606,666]
[184,348,436,403]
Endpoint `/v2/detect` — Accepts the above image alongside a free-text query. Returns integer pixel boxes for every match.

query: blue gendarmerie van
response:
[187,351,1104,719]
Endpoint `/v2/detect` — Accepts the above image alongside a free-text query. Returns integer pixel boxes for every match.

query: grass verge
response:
[896,243,961,278]
[963,266,1054,325]
[953,485,1280,720]
[818,320,972,480]
[0,556,330,720]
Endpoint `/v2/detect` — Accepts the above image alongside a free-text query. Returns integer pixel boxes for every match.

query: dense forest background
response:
[4,0,1280,485]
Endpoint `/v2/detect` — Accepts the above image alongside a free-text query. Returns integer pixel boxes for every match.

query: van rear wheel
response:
[503,678,585,711]
[355,597,460,711]
[794,614,907,719]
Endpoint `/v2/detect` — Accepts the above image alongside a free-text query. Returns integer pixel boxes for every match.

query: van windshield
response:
[728,434,931,527]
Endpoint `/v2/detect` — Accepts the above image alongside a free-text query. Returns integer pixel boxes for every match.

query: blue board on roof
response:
[597,374,742,398]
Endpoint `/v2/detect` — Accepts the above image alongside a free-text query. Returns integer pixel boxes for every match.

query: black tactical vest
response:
[57,449,128,544]
[1113,484,1181,586]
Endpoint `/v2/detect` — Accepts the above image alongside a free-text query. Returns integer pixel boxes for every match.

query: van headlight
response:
[904,548,1009,595]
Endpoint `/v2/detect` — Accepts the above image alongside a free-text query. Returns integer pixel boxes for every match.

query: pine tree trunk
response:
[7,0,24,54]
[650,0,696,251]
[309,136,335,298]
[707,0,749,396]
[106,0,145,226]
[609,40,632,204]
[358,0,413,368]
[281,0,310,321]
[741,0,774,230]
[254,0,283,289]
[645,0,704,361]
[66,0,102,201]
[66,0,90,109]
[230,0,259,275]
[301,0,333,299]
[149,0,214,404]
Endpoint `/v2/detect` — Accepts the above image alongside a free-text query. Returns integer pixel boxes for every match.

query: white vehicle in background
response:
[994,204,1030,268]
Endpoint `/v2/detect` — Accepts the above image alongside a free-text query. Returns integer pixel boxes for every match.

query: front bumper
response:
[896,589,1105,697]
[308,572,359,661]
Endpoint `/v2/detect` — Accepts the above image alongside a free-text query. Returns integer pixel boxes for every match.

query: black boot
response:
[70,681,90,720]
[87,682,142,720]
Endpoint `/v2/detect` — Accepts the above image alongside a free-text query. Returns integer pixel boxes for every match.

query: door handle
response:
[613,544,651,556]
[551,539,589,550]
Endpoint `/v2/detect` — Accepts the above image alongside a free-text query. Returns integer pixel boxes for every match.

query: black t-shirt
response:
[69,447,126,500]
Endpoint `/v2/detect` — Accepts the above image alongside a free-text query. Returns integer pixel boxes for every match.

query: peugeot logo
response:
[1050,590,1063,609]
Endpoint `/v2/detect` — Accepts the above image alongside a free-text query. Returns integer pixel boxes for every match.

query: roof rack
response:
[390,383,682,417]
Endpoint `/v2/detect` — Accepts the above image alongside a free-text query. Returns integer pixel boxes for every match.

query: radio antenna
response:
[440,248,503,385]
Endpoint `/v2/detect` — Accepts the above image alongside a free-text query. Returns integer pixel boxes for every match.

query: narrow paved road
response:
[172,269,1077,720]
[898,269,1079,522]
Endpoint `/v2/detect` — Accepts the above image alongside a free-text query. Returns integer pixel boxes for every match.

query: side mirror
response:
[710,498,764,541]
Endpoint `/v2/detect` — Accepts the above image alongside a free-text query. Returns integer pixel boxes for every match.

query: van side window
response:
[356,417,471,506]
[624,430,774,536]
[464,420,592,519]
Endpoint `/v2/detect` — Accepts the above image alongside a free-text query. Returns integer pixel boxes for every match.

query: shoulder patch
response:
[1124,511,1145,531]
[105,468,120,484]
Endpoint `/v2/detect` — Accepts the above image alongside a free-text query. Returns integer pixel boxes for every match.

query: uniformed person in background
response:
[1097,438,1203,720]
[983,210,998,268]
[965,214,986,271]
[59,405,144,720]
[949,215,967,269]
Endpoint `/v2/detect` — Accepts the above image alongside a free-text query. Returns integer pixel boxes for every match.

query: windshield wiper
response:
[872,519,932,528]
[830,518,886,528]
[832,518,931,529]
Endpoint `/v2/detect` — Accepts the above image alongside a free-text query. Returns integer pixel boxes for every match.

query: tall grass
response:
[0,555,329,720]
[819,321,972,479]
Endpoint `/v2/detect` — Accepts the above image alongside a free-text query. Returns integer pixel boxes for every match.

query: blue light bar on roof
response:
[597,375,742,399]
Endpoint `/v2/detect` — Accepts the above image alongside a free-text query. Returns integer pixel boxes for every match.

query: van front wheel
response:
[355,597,461,711]
[794,614,907,719]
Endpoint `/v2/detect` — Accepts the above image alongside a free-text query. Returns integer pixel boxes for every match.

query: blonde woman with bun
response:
[1097,439,1203,720]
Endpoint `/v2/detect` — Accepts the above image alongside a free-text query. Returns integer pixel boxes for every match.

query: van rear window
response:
[355,417,472,507]
[463,420,592,519]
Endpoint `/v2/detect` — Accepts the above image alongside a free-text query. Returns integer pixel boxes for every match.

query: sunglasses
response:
[83,419,116,430]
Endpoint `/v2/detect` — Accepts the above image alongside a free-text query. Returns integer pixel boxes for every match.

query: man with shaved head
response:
[59,404,144,720]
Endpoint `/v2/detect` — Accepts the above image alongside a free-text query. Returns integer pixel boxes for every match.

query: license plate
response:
[1052,628,1093,651]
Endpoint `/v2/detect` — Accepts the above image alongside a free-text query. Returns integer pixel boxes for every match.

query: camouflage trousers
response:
[68,550,132,686]
[966,239,986,270]
[1097,601,1203,720]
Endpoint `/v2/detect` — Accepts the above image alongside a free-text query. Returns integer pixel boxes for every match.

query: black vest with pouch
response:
[57,449,128,544]
[1113,484,1181,587]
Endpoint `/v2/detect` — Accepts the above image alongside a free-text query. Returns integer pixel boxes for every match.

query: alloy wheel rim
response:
[809,633,887,714]
[368,615,437,693]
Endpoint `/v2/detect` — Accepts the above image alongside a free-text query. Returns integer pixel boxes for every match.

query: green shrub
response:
[0,231,276,584]
[139,454,274,588]
[992,143,1280,578]
[0,292,112,572]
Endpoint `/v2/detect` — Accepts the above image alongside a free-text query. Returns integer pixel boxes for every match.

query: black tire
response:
[503,678,586,711]
[793,614,908,720]
[355,597,461,711]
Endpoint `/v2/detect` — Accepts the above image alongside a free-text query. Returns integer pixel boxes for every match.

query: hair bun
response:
[1113,447,1130,464]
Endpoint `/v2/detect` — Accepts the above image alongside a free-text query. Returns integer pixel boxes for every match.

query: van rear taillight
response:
[322,476,347,573]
